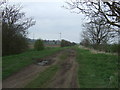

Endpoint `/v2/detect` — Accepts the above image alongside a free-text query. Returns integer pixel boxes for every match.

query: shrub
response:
[61,39,76,47]
[2,22,29,56]
[110,44,120,53]
[2,4,35,56]
[34,39,44,51]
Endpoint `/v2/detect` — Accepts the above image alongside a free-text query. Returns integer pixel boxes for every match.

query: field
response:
[2,46,118,88]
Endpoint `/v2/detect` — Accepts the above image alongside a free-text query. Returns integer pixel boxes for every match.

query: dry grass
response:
[79,45,117,55]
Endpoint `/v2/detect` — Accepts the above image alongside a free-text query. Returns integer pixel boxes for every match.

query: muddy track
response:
[45,49,79,88]
[3,48,79,88]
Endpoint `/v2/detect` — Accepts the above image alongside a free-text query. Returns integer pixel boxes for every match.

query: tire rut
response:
[46,49,79,88]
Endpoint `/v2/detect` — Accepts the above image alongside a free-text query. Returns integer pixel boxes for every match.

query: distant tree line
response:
[44,40,60,45]
[27,39,61,45]
[31,39,76,48]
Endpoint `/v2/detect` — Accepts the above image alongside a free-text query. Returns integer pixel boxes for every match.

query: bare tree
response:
[2,4,35,33]
[0,0,7,6]
[2,4,36,56]
[82,17,116,45]
[63,0,120,28]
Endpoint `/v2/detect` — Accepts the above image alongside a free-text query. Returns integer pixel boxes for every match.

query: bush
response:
[80,38,90,47]
[2,4,35,56]
[34,39,44,51]
[2,22,29,56]
[61,39,76,47]
[110,44,120,53]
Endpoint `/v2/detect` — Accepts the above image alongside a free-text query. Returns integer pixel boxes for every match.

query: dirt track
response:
[3,48,78,88]
[45,49,78,88]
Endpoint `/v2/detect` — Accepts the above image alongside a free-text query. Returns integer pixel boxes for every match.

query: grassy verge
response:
[3,47,62,79]
[76,47,118,88]
[25,65,58,88]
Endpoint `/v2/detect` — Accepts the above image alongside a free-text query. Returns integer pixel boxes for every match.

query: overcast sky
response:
[9,0,86,43]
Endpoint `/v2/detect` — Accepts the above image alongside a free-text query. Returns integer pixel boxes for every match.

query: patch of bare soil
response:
[45,49,79,88]
[2,50,65,88]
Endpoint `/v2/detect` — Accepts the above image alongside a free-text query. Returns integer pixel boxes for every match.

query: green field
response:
[2,47,62,79]
[76,47,118,88]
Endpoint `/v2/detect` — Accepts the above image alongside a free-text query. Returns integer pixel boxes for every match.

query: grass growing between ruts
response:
[76,47,118,88]
[25,65,58,88]
[3,47,62,79]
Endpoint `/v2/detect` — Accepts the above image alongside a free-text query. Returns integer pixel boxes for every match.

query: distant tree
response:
[61,39,76,47]
[34,39,44,51]
[61,40,70,47]
[2,4,35,56]
[71,42,76,46]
